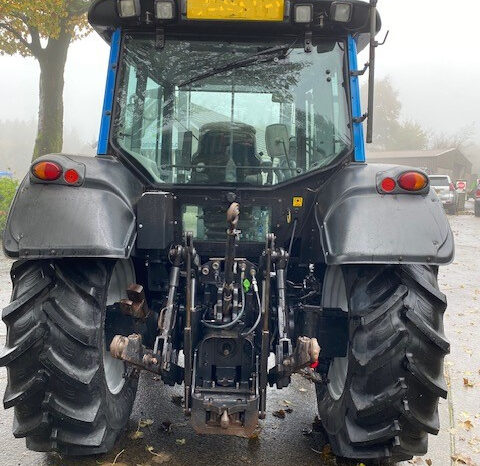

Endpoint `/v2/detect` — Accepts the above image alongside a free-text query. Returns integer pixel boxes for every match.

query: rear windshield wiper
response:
[178,39,299,89]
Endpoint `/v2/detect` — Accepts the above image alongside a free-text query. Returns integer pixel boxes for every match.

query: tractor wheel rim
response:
[104,260,135,395]
[322,266,349,401]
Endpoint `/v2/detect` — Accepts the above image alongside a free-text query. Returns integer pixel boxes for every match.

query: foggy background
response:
[1,0,479,176]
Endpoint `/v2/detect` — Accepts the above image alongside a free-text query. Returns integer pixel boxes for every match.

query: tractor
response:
[1,0,454,462]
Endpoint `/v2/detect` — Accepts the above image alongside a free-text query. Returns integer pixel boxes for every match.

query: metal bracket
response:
[119,284,150,320]
[350,62,370,77]
[304,31,313,53]
[111,334,183,385]
[268,336,320,387]
[375,30,390,47]
[353,113,368,124]
[155,28,165,49]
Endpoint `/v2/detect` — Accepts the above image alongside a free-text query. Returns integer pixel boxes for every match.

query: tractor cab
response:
[90,1,376,190]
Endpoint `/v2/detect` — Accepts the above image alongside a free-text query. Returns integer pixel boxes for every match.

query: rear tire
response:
[0,259,138,456]
[475,202,480,217]
[316,265,449,463]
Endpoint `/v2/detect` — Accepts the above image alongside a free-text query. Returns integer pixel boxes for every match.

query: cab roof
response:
[88,0,381,51]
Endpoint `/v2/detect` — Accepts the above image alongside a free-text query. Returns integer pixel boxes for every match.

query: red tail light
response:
[381,177,396,192]
[449,182,455,192]
[476,189,480,198]
[32,161,62,181]
[64,169,80,184]
[398,172,428,192]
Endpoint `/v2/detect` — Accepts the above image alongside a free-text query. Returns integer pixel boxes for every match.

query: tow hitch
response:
[110,203,320,437]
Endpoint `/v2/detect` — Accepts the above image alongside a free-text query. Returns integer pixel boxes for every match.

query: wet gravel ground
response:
[1,204,479,466]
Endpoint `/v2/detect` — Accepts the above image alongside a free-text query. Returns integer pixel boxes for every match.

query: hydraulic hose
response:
[240,287,262,337]
[201,284,246,330]
[241,272,262,337]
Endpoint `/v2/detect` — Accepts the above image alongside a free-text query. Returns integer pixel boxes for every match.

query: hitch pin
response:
[220,410,230,429]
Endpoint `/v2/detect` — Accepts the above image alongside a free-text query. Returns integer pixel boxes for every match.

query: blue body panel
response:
[97,29,121,156]
[348,35,366,162]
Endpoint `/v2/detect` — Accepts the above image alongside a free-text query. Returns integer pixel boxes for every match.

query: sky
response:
[0,0,479,145]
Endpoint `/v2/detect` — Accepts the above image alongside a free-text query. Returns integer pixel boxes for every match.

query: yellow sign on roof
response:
[187,0,285,22]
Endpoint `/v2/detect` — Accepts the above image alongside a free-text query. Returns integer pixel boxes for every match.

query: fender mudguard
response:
[316,163,455,265]
[3,155,143,259]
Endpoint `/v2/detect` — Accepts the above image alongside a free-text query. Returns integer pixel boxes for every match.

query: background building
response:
[368,148,473,180]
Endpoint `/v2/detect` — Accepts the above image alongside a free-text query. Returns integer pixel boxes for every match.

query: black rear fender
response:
[315,163,454,265]
[3,154,143,259]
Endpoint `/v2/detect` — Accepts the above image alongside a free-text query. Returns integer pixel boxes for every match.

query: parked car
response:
[468,179,480,200]
[429,175,458,214]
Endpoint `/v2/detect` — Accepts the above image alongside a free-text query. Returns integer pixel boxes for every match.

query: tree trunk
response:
[32,33,71,161]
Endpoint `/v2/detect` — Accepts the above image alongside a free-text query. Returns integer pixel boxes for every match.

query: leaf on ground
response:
[175,438,186,445]
[129,430,145,440]
[451,454,476,465]
[322,444,333,459]
[426,459,433,466]
[272,410,286,419]
[282,399,292,406]
[139,419,154,428]
[298,388,307,393]
[460,420,474,431]
[147,446,168,457]
[104,449,126,466]
[152,452,172,464]
[468,436,480,446]
[463,378,474,388]
[408,458,425,464]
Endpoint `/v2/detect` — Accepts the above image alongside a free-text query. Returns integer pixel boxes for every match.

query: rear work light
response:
[330,1,353,23]
[117,0,141,18]
[32,161,62,181]
[398,172,428,192]
[155,0,175,19]
[294,4,314,23]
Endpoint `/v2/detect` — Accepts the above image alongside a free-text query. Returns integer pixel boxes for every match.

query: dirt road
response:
[1,208,479,466]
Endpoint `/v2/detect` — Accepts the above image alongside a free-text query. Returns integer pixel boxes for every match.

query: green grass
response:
[0,178,18,232]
